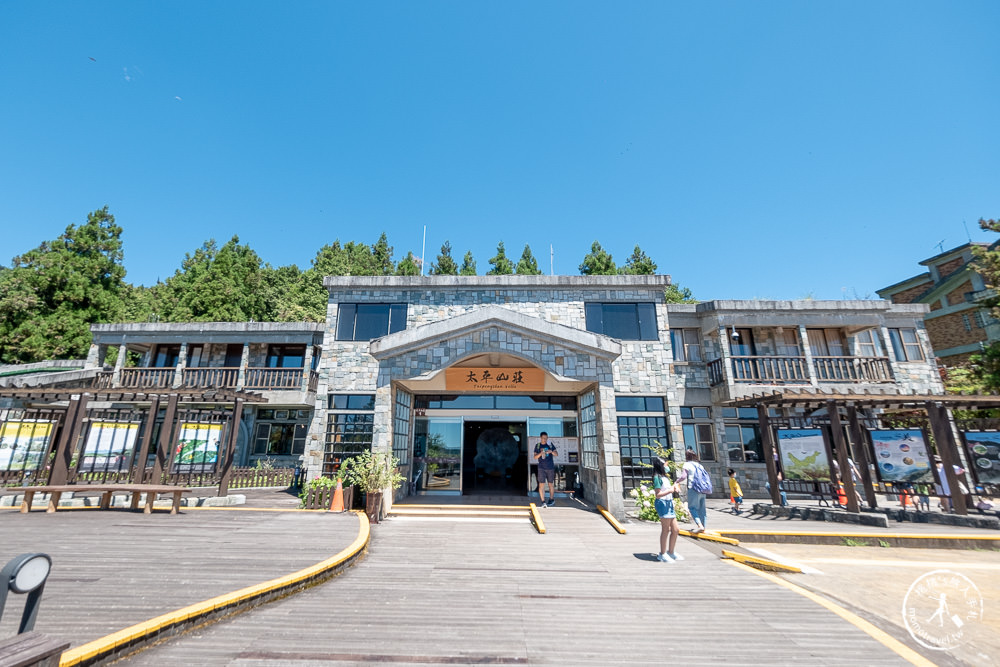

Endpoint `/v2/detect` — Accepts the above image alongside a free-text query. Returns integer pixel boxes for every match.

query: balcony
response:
[709,355,895,386]
[95,367,318,392]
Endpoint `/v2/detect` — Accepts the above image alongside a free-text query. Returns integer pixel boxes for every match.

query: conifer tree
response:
[396,252,420,276]
[515,244,543,275]
[371,232,395,275]
[459,251,477,276]
[430,241,459,275]
[487,241,515,275]
[578,241,617,275]
[619,245,657,275]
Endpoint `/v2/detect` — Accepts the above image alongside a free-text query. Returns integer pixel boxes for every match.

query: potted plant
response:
[341,449,404,523]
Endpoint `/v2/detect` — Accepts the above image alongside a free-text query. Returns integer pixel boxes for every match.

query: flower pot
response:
[365,490,383,524]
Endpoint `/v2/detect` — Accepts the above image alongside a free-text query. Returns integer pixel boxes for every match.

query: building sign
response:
[776,428,831,482]
[869,429,933,483]
[444,367,545,392]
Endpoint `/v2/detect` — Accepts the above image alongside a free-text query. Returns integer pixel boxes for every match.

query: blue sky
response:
[2,2,998,300]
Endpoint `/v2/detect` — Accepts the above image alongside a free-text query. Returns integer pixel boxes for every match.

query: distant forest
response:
[0,207,695,364]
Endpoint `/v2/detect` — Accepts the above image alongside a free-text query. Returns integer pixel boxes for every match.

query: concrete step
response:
[388,504,530,520]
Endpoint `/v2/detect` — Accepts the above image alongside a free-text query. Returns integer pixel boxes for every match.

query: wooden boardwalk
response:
[0,508,360,649]
[114,506,919,666]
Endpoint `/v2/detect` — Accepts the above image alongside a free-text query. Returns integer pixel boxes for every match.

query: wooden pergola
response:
[0,387,265,496]
[727,391,1000,516]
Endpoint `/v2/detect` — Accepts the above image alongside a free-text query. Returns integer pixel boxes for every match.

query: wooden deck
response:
[0,508,360,649]
[114,506,920,666]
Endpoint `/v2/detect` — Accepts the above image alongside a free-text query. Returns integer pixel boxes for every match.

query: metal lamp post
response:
[0,553,53,634]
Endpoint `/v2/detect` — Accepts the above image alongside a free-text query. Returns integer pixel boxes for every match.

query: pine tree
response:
[396,252,421,276]
[459,251,477,276]
[371,233,395,275]
[663,283,697,303]
[619,245,657,275]
[0,206,127,362]
[430,241,459,275]
[578,241,617,275]
[487,241,515,275]
[515,244,543,275]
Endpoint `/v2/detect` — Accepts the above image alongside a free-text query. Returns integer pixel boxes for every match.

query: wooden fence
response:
[300,484,354,510]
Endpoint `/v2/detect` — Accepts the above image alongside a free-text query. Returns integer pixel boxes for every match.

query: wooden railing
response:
[813,356,894,383]
[118,367,175,388]
[244,367,304,390]
[730,356,809,383]
[300,483,354,510]
[182,367,239,389]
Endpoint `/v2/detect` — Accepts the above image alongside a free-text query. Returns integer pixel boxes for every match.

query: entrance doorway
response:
[462,421,528,495]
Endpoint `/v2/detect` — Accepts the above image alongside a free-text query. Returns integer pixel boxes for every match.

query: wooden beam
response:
[926,402,968,516]
[847,406,877,510]
[131,395,160,486]
[47,394,89,486]
[827,401,860,513]
[757,405,783,506]
[217,398,244,497]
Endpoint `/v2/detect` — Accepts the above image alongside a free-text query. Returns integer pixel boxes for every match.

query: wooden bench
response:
[1,484,191,514]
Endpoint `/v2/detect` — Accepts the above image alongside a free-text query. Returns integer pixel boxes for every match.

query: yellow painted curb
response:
[59,511,370,667]
[716,530,999,540]
[529,503,546,534]
[721,549,802,573]
[679,529,740,546]
[596,505,626,534]
[725,560,937,667]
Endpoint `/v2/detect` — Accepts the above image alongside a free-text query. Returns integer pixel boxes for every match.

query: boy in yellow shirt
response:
[728,468,743,514]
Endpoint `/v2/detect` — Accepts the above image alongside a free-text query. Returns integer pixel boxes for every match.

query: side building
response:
[878,242,999,366]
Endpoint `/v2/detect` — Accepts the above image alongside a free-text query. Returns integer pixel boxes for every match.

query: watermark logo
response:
[902,569,983,651]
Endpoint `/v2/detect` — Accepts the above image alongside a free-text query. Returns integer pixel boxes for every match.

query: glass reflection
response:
[413,417,462,493]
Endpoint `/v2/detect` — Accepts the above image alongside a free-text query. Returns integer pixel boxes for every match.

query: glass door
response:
[413,417,462,494]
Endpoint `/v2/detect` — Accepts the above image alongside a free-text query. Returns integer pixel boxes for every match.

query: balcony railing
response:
[813,356,894,383]
[182,367,239,389]
[244,367,304,390]
[731,356,809,384]
[118,367,175,389]
[709,355,896,386]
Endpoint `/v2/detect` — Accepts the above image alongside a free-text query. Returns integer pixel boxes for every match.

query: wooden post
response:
[757,404,783,506]
[846,406,877,509]
[827,401,860,513]
[927,401,968,515]
[218,398,244,497]
[131,395,160,485]
[48,394,89,486]
[150,394,178,485]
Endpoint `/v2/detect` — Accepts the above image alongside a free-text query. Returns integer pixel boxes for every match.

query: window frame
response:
[888,327,924,362]
[336,303,408,341]
[585,302,658,341]
[579,390,599,471]
[681,405,715,461]
[670,328,702,362]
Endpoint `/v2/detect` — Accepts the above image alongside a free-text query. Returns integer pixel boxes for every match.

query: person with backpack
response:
[651,457,683,562]
[680,449,713,533]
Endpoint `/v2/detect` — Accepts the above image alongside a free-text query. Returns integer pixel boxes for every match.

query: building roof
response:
[324,274,672,290]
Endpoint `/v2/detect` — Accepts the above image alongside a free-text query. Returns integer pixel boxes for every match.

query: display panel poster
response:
[869,429,933,483]
[961,431,1000,485]
[527,436,579,466]
[776,429,831,482]
[173,423,223,472]
[80,422,139,472]
[0,421,54,471]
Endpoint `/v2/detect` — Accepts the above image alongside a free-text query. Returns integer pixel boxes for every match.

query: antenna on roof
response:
[550,244,554,276]
[963,220,972,243]
[933,239,946,254]
[420,225,427,276]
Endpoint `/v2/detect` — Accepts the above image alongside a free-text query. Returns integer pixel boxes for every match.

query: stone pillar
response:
[173,342,187,388]
[86,343,104,368]
[112,343,127,387]
[798,325,817,386]
[595,382,625,519]
[301,345,314,392]
[717,325,736,385]
[237,343,250,390]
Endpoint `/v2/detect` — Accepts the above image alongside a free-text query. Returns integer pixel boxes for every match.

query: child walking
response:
[652,457,683,562]
[728,468,743,514]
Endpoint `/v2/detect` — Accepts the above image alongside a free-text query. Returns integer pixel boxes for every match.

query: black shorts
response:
[538,467,555,484]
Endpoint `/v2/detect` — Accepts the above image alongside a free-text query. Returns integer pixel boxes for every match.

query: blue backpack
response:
[689,463,713,494]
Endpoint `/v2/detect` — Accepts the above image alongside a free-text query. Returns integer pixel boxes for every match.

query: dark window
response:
[722,407,759,419]
[253,423,307,456]
[224,344,244,368]
[617,415,669,494]
[267,345,305,368]
[585,303,658,341]
[412,395,578,411]
[724,424,762,463]
[336,303,407,341]
[328,394,376,411]
[680,406,711,419]
[615,396,665,412]
[152,344,180,368]
[186,344,206,368]
[888,328,924,362]
[730,328,756,356]
[323,413,375,476]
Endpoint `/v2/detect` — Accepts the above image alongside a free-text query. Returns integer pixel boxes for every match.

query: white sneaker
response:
[669,553,685,561]
[656,553,673,563]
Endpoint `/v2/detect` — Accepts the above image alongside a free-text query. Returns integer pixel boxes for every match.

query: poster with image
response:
[869,429,933,483]
[80,422,139,472]
[527,437,579,466]
[0,420,54,471]
[961,431,1000,485]
[776,429,831,482]
[173,423,223,471]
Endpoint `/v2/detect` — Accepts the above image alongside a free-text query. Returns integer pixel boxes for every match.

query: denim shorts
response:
[655,497,675,519]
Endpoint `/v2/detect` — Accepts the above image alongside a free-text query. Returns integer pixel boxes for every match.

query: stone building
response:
[5,275,945,518]
[878,242,999,366]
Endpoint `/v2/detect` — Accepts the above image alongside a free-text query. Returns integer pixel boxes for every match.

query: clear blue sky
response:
[2,2,998,300]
